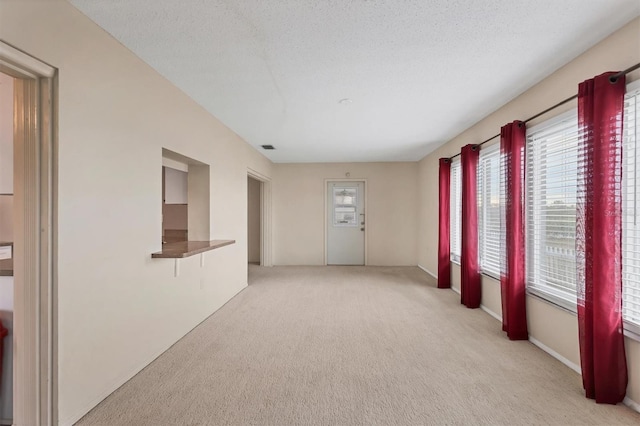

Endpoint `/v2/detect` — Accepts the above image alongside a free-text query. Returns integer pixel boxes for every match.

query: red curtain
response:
[500,122,528,340]
[576,72,627,404]
[438,158,451,289]
[461,144,481,308]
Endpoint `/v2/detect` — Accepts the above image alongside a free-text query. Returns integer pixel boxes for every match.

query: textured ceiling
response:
[69,0,640,163]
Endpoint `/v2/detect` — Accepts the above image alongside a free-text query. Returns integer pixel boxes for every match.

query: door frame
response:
[324,178,368,266]
[247,168,272,267]
[0,41,57,426]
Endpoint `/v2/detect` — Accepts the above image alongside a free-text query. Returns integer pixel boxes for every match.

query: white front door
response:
[327,181,365,265]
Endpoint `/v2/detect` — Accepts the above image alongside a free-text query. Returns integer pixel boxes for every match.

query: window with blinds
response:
[450,159,462,263]
[623,84,640,330]
[526,111,579,306]
[478,144,501,277]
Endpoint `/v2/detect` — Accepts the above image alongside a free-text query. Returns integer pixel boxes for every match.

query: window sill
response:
[481,270,500,281]
[624,321,640,341]
[527,287,577,314]
[526,288,640,343]
[151,239,235,259]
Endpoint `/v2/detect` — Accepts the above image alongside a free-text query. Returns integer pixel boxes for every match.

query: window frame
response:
[477,143,501,279]
[622,79,640,338]
[521,81,640,342]
[525,109,579,312]
[450,158,462,264]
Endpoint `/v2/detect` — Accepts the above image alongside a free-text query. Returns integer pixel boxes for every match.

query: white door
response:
[327,181,365,265]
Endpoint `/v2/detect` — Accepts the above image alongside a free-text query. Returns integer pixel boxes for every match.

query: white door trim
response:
[0,41,57,426]
[247,168,272,267]
[324,178,368,266]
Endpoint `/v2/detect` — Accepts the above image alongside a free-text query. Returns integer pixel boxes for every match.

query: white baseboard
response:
[417,265,466,295]
[624,396,640,414]
[418,264,501,322]
[417,264,437,279]
[480,304,501,322]
[528,336,582,375]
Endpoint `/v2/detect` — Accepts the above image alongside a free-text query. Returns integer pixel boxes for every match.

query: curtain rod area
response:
[446,62,640,161]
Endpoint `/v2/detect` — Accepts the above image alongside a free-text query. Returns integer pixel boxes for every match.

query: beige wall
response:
[0,72,12,195]
[0,196,11,244]
[273,163,418,266]
[0,1,273,424]
[0,73,12,243]
[2,0,638,422]
[248,177,261,263]
[418,18,640,407]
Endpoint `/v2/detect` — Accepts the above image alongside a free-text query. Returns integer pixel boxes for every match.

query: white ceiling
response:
[69,0,640,163]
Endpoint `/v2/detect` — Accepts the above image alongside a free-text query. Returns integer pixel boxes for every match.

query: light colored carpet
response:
[77,266,640,425]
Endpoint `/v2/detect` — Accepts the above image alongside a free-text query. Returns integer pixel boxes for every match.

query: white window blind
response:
[623,85,640,329]
[450,159,462,263]
[478,144,501,277]
[526,112,579,305]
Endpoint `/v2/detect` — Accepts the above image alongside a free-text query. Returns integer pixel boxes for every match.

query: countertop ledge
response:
[151,240,235,259]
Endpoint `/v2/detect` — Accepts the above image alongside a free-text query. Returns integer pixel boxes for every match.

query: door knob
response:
[360,227,365,231]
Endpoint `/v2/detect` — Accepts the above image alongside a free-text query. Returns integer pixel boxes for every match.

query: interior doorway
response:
[247,170,272,269]
[326,180,366,265]
[0,42,56,426]
[247,176,261,265]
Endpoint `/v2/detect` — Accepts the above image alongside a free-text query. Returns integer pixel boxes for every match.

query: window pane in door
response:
[334,207,357,226]
[333,187,358,226]
[334,187,357,206]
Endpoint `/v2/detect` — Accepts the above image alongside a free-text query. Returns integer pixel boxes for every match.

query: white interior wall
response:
[273,162,418,266]
[0,1,273,424]
[418,17,640,408]
[163,167,188,205]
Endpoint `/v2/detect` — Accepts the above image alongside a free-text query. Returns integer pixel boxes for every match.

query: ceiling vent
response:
[261,145,275,150]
